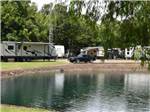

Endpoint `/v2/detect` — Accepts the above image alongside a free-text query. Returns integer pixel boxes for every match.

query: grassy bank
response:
[1,59,68,71]
[1,105,54,112]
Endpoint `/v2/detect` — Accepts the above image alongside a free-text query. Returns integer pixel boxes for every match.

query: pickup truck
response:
[68,54,96,63]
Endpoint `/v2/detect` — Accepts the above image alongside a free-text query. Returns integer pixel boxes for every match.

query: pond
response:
[1,72,150,112]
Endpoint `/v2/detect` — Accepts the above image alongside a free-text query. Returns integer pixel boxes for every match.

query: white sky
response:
[31,0,68,10]
[30,0,106,23]
[31,0,54,10]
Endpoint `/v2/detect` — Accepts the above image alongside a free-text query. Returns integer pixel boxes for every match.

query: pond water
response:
[1,72,150,112]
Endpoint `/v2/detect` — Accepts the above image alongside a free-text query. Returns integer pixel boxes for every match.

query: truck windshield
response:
[77,54,83,57]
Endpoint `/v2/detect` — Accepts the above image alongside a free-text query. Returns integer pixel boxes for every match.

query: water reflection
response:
[55,72,64,93]
[124,74,150,112]
[1,72,150,112]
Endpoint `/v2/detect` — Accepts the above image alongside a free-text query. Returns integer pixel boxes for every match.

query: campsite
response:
[1,1,150,112]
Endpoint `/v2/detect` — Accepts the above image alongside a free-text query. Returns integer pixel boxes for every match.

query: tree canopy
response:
[1,0,150,54]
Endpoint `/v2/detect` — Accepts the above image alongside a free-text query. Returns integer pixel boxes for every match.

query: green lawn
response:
[1,105,54,112]
[1,60,68,71]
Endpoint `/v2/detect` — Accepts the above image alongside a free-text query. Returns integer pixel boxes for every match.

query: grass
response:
[1,59,68,71]
[1,105,53,112]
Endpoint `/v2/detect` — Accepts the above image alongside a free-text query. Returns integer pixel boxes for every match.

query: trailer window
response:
[23,46,27,51]
[8,45,14,50]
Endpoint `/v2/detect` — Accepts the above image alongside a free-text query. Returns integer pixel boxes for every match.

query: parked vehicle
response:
[68,54,96,63]
[1,41,57,61]
[55,45,65,58]
[80,46,104,59]
[107,48,125,59]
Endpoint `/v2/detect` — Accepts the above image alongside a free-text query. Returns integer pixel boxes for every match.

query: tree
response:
[2,0,150,55]
[2,1,31,41]
[101,1,150,48]
[1,1,49,42]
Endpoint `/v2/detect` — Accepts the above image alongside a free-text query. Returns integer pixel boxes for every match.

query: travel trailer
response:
[1,41,57,61]
[80,46,105,59]
[55,45,65,58]
[125,46,144,60]
[125,47,134,59]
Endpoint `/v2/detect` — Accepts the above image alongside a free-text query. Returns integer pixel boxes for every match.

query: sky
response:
[30,0,106,23]
[31,0,54,10]
[31,0,68,10]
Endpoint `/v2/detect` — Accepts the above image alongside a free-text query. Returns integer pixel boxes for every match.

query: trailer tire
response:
[18,58,23,62]
[25,58,28,62]
[15,58,18,62]
[3,58,8,62]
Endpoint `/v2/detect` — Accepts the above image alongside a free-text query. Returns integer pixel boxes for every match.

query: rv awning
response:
[2,41,54,45]
[18,42,53,45]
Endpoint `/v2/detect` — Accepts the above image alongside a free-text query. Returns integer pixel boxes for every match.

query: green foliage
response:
[1,1,150,55]
[102,1,150,47]
[1,1,49,42]
[1,60,67,70]
[134,46,142,60]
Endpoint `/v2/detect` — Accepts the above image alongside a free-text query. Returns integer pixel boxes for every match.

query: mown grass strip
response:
[1,105,55,112]
[1,60,68,71]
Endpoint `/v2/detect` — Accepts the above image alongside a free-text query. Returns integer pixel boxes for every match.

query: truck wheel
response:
[84,61,88,63]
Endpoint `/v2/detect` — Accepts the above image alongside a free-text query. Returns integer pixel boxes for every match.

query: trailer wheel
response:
[25,58,28,62]
[3,58,8,62]
[14,58,18,62]
[27,58,32,62]
[18,58,23,62]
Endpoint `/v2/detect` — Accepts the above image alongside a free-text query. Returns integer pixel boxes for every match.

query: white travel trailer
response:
[54,45,65,58]
[1,41,57,61]
[125,46,144,59]
[80,46,105,58]
[125,47,134,59]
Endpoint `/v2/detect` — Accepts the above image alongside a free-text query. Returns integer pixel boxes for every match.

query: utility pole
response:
[48,5,54,44]
[48,1,57,56]
[48,0,57,44]
[49,25,53,43]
